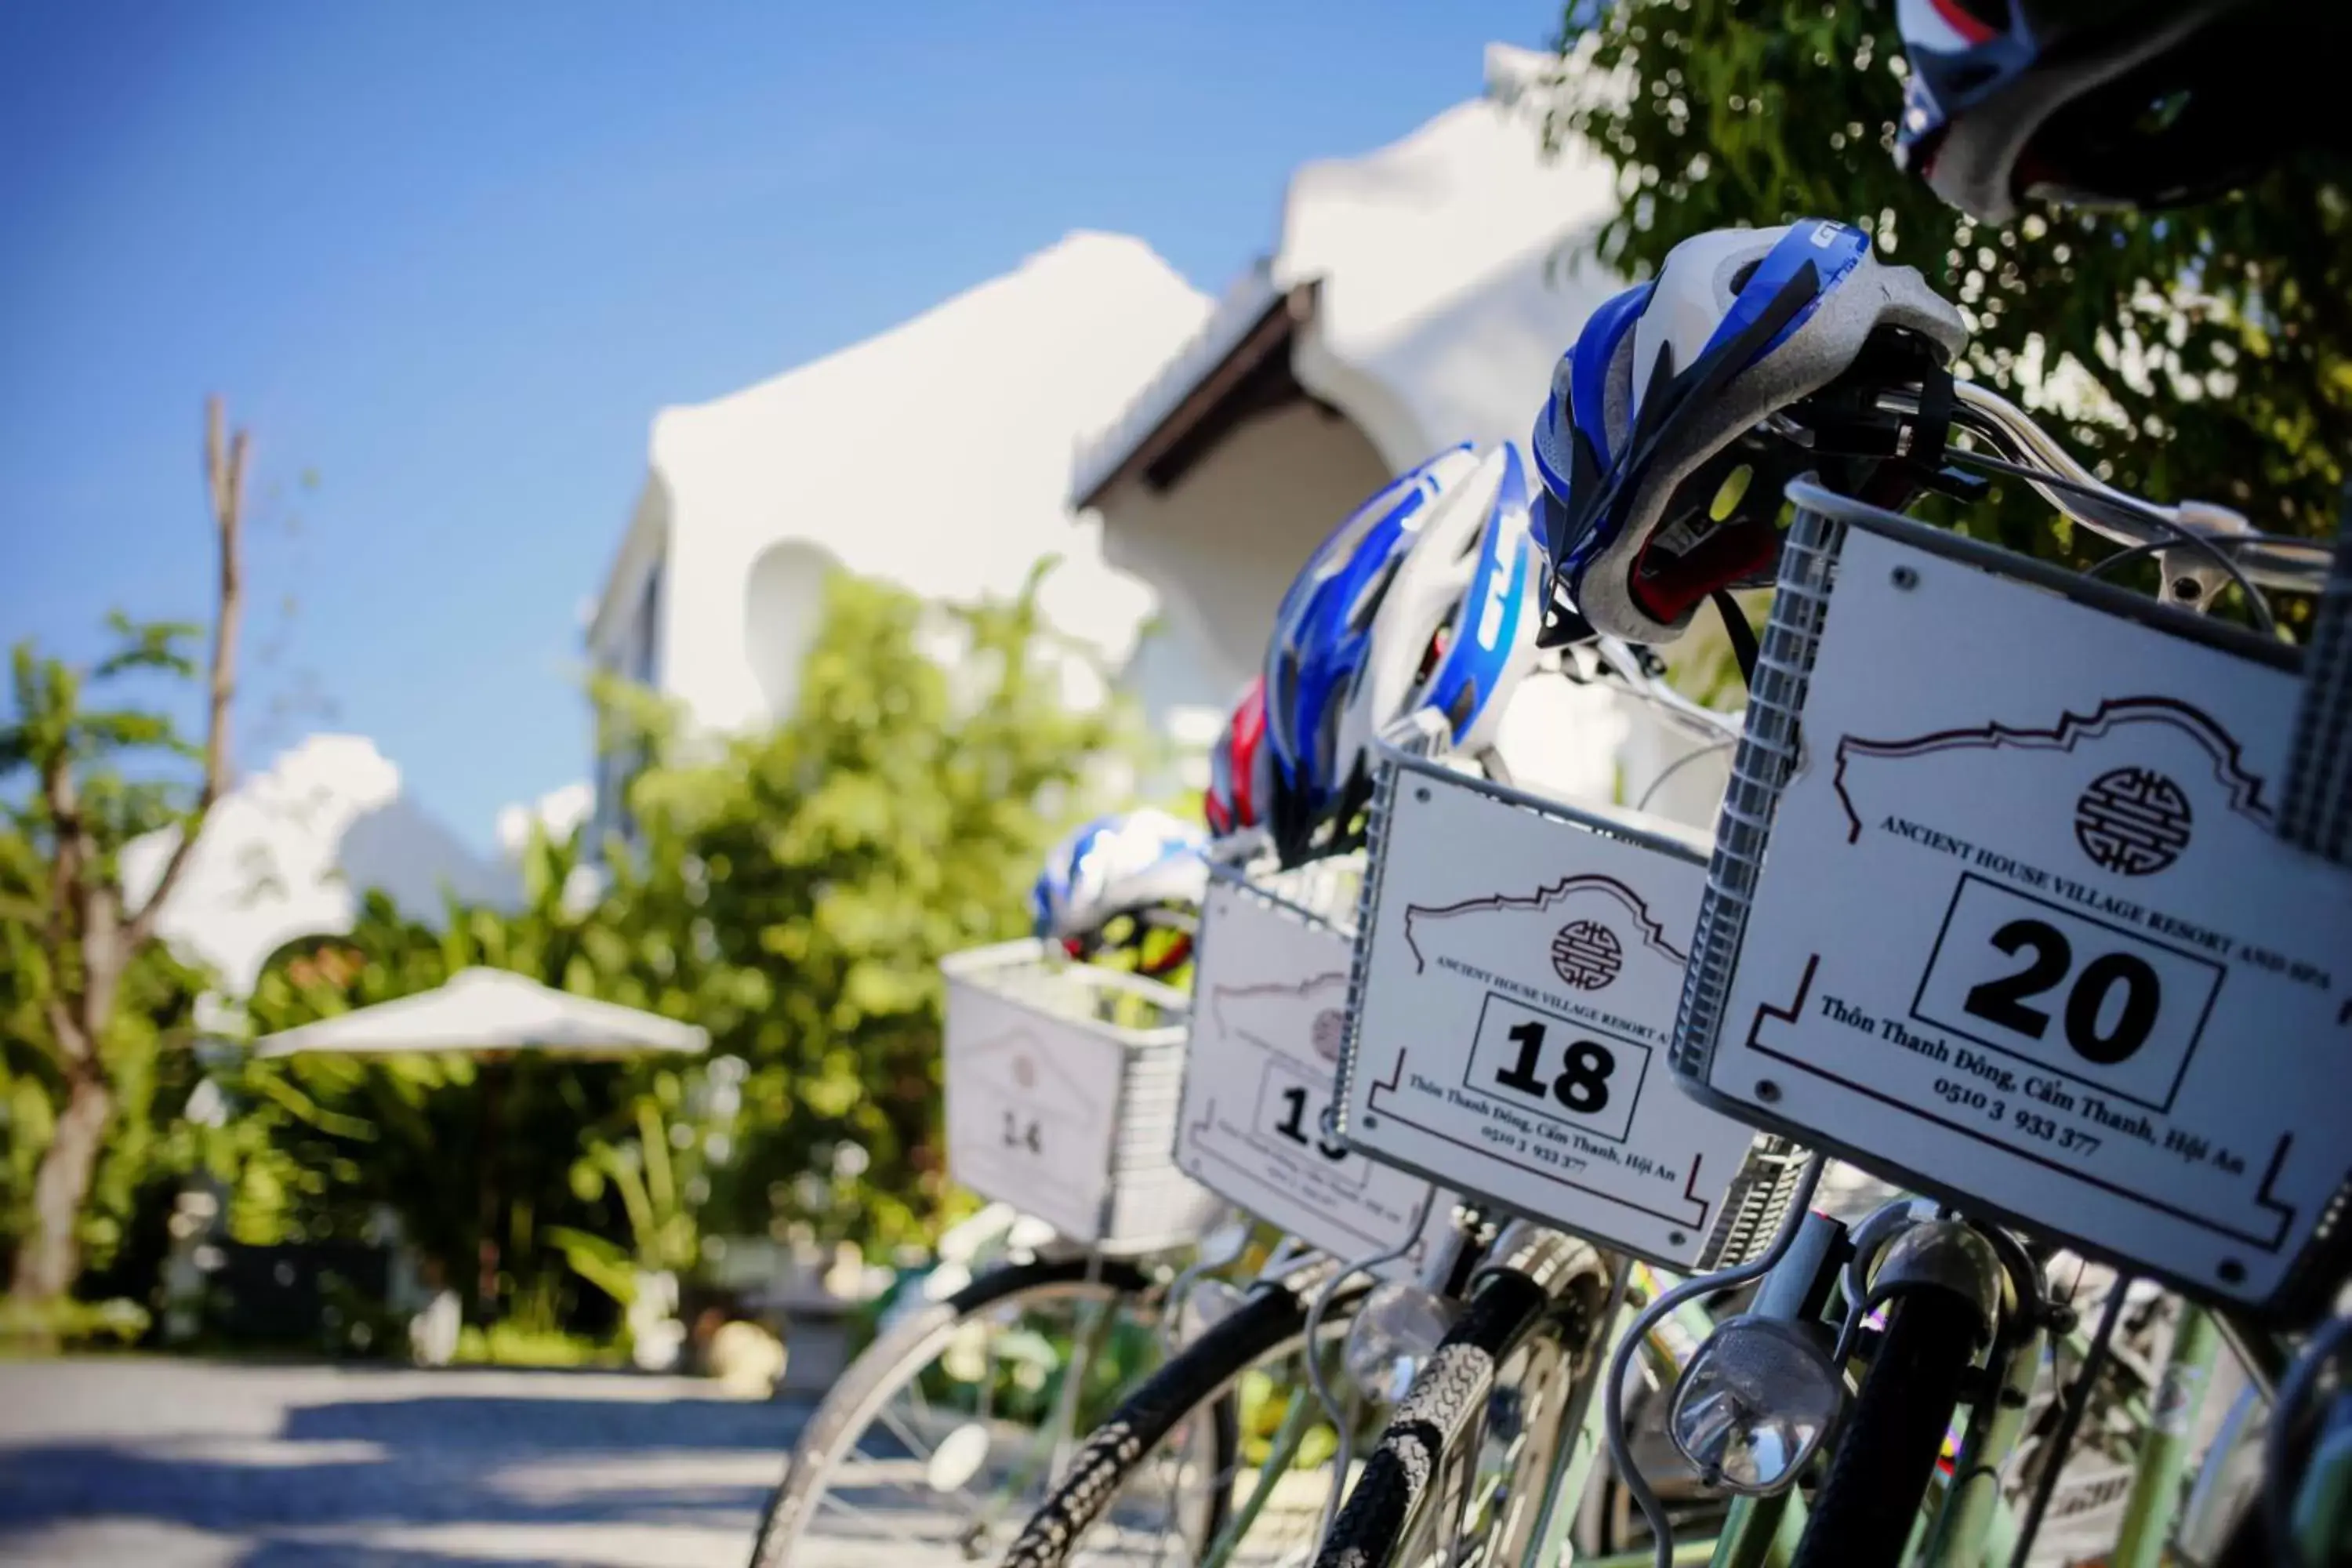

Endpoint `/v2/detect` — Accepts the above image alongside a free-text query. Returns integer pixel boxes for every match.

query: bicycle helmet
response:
[1894,0,2343,223]
[1263,445,1481,858]
[1329,442,1546,809]
[1029,808,1207,950]
[1203,676,1272,840]
[1530,220,1967,645]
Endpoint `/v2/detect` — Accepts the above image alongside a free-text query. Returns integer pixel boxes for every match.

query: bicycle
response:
[750,884,1235,1568]
[997,569,1833,1568]
[1314,349,2342,1566]
[993,841,1468,1568]
[1639,385,2347,1566]
[746,1203,1239,1568]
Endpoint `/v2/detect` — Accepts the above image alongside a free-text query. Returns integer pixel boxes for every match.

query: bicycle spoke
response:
[873,1399,939,1465]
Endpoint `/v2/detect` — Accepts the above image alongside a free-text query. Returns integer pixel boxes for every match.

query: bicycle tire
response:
[1312,1269,1555,1568]
[1000,1279,1341,1568]
[1790,1288,1982,1568]
[747,1253,1153,1568]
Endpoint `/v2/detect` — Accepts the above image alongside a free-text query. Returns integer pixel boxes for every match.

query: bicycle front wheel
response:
[1314,1267,1589,1568]
[1004,1276,1364,1568]
[748,1252,1160,1568]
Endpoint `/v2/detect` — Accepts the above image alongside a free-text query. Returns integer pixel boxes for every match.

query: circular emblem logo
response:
[1311,1008,1348,1062]
[1550,920,1623,990]
[2074,767,2193,876]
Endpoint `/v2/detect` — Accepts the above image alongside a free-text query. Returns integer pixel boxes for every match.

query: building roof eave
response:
[1069,269,1319,512]
[583,472,670,654]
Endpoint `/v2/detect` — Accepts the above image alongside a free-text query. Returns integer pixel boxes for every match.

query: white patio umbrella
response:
[253,967,708,1316]
[252,967,708,1060]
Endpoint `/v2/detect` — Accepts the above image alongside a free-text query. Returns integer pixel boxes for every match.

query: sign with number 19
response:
[1176,877,1451,1273]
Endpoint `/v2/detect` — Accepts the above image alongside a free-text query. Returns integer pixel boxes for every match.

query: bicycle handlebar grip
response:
[1790,1287,1982,1568]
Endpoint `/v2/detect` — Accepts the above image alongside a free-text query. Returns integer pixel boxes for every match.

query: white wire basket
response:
[1671,483,2352,1320]
[1334,743,1804,1272]
[941,938,1224,1256]
[1174,851,1455,1276]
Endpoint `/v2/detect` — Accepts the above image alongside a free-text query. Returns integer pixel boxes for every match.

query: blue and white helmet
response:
[1263,445,1482,858]
[1530,220,1966,645]
[1331,442,1546,799]
[1029,808,1207,946]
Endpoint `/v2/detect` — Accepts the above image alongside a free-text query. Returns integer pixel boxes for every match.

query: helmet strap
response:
[1711,589,1761,688]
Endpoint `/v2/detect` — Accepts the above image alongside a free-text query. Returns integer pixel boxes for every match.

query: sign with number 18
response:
[1341,766,1766,1268]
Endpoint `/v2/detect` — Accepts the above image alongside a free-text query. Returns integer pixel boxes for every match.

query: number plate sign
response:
[1704,527,2352,1308]
[1343,768,1764,1267]
[942,955,1131,1243]
[1178,879,1454,1276]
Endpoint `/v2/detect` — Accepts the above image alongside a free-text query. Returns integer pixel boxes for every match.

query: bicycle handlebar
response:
[1864,380,2332,592]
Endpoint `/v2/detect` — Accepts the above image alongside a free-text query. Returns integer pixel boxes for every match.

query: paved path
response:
[0,1358,806,1566]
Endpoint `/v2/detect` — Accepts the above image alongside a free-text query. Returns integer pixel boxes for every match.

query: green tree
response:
[1,823,212,1333]
[1542,2,2349,552]
[223,560,1131,1336]
[624,564,1134,1256]
[0,400,246,1322]
[232,829,724,1330]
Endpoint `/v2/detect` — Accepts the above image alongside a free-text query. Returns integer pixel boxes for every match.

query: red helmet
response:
[1204,676,1272,838]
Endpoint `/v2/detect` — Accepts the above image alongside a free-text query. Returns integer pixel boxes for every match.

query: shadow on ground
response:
[275,1390,803,1451]
[0,1381,811,1567]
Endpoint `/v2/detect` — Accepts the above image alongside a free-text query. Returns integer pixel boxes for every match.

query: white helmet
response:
[1531,220,1966,644]
[1029,808,1207,946]
[1330,441,1548,806]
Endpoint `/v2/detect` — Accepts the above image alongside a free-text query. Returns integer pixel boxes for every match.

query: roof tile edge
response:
[1067,258,1284,510]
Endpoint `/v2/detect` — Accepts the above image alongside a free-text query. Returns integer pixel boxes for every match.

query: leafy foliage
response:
[223,562,1131,1333]
[622,566,1134,1257]
[1542,1,2350,556]
[0,626,223,1325]
[2,400,244,1327]
[0,832,212,1279]
[230,833,725,1331]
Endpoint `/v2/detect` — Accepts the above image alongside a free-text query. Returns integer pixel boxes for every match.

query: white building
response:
[1073,45,1733,818]
[1073,45,1625,725]
[587,43,1732,826]
[582,230,1214,837]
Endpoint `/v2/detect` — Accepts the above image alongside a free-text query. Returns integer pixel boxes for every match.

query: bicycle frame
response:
[1575,1204,2234,1568]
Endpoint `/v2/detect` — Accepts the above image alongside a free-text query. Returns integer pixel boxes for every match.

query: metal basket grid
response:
[2281,522,2352,862]
[1203,848,1367,940]
[1671,504,1843,1087]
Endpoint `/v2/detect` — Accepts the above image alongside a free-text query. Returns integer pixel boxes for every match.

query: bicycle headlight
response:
[1668,1314,1843,1495]
[1342,1280,1460,1405]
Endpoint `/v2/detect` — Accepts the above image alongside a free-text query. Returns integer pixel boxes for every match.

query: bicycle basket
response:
[1671,483,2352,1321]
[942,938,1223,1255]
[1176,851,1453,1276]
[1335,745,1798,1271]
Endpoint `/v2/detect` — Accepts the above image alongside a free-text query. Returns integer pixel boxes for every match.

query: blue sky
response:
[1,2,1563,851]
